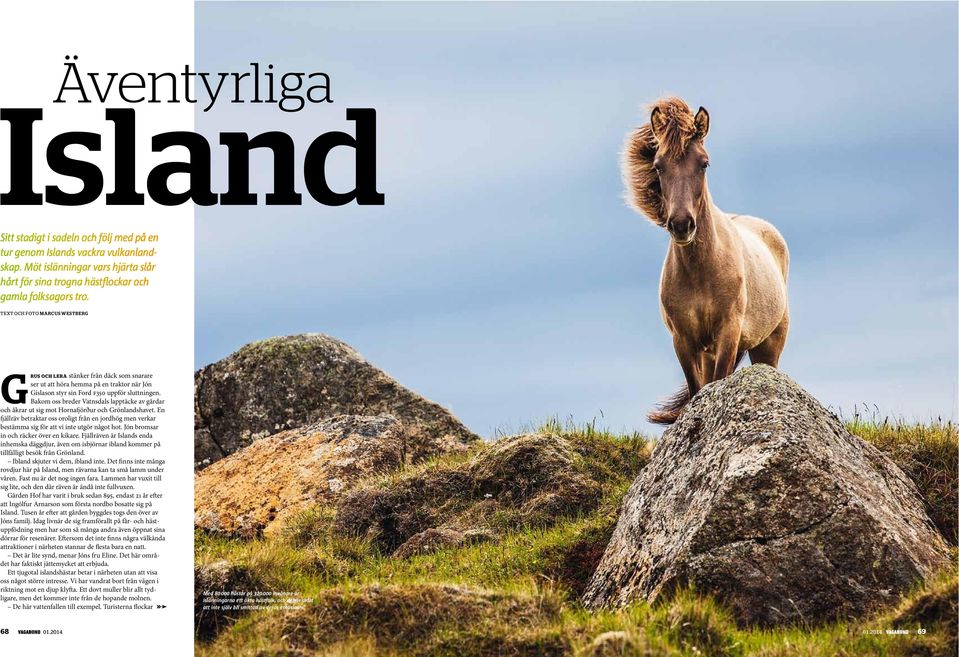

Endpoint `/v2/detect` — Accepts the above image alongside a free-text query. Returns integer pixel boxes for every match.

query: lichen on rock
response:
[583,365,951,627]
[194,333,477,468]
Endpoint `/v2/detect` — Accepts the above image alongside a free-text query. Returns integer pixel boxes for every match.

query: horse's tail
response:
[646,386,689,425]
[648,351,747,425]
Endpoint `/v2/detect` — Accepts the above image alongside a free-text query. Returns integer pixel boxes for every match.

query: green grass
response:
[328,420,648,554]
[196,419,958,657]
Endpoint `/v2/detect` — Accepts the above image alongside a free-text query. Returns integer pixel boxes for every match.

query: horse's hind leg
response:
[748,313,789,367]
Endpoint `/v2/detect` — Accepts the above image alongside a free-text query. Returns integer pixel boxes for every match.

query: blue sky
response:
[195,2,958,436]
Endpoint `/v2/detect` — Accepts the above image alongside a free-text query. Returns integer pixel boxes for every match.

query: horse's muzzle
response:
[667,216,696,244]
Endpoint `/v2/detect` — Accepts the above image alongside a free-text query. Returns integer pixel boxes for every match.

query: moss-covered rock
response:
[195,334,477,468]
[584,366,951,627]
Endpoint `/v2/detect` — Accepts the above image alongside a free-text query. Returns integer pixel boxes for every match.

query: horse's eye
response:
[701,161,710,170]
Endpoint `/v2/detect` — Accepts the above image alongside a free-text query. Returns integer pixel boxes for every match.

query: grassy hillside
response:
[195,418,957,657]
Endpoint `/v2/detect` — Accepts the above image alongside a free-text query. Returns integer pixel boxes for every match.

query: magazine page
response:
[2,2,958,656]
[0,1,193,654]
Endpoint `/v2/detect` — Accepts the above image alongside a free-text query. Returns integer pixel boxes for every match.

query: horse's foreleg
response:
[710,327,742,382]
[648,336,704,425]
[673,336,705,396]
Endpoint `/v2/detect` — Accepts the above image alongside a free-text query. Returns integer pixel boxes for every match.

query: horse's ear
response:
[694,106,710,139]
[650,107,667,140]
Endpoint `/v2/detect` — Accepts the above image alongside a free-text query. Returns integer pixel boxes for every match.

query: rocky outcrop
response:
[583,365,951,626]
[194,414,471,538]
[195,334,477,468]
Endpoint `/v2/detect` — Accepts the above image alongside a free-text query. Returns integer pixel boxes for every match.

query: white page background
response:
[0,1,193,654]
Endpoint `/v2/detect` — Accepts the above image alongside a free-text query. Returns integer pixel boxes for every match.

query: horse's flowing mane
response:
[622,97,699,225]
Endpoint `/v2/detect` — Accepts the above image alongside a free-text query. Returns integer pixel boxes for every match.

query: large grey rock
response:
[583,365,950,626]
[194,334,477,468]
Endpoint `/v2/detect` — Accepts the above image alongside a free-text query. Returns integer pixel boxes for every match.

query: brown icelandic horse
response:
[622,98,789,424]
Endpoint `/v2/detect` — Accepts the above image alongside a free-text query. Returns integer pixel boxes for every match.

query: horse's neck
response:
[682,195,728,248]
[668,199,734,275]
[702,201,734,247]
